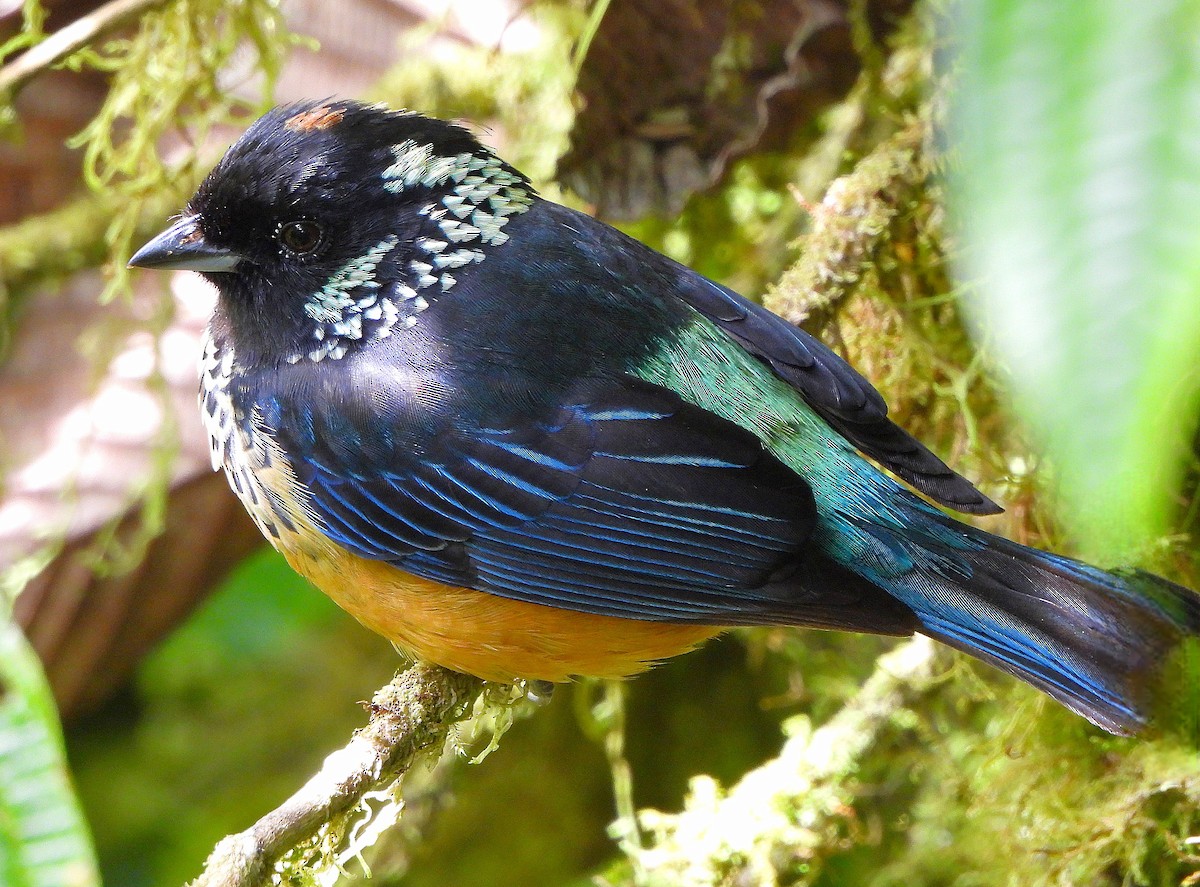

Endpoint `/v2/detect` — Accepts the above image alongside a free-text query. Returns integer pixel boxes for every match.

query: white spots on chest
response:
[199,329,316,551]
[200,332,236,472]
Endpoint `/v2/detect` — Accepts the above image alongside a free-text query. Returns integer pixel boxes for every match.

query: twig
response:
[0,0,171,102]
[188,663,484,887]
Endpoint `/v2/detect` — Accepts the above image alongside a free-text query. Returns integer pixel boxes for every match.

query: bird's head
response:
[130,100,533,365]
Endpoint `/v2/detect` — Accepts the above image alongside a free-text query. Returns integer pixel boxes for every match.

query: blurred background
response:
[1,1,1198,885]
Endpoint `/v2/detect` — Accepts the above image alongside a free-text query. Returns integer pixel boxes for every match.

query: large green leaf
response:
[0,618,99,887]
[947,0,1200,559]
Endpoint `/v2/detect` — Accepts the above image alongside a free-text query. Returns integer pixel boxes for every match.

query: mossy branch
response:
[765,117,930,329]
[0,184,195,337]
[626,637,942,886]
[189,664,484,887]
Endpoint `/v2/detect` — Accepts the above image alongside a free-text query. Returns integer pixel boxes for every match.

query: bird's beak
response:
[128,215,242,272]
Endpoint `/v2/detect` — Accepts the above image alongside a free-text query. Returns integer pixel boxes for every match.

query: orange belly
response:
[282,543,723,682]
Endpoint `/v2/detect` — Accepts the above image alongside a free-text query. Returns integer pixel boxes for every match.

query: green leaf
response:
[0,618,99,887]
[947,0,1200,559]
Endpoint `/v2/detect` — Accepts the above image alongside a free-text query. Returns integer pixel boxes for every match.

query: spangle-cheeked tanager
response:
[129,100,1200,736]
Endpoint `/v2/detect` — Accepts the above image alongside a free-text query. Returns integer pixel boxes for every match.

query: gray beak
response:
[128,215,242,272]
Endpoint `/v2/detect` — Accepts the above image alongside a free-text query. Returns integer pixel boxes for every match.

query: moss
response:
[869,699,1200,887]
[1,0,307,585]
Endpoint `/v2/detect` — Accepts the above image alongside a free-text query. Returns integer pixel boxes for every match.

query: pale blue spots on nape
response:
[382,140,471,192]
[439,219,482,243]
[409,260,438,290]
[445,156,533,247]
[408,157,531,288]
[433,248,484,270]
[383,137,534,251]
[292,136,538,362]
[442,193,469,217]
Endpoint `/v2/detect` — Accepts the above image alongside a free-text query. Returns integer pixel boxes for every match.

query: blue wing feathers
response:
[355,481,466,543]
[315,486,419,558]
[476,531,739,589]
[488,520,760,585]
[462,454,575,500]
[433,462,542,523]
[465,548,738,616]
[408,470,525,527]
[483,440,583,471]
[258,351,915,633]
[569,488,799,546]
[579,476,804,527]
[269,370,842,622]
[396,474,490,529]
[541,504,785,561]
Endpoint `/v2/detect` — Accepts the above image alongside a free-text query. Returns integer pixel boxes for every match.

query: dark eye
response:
[277,219,324,255]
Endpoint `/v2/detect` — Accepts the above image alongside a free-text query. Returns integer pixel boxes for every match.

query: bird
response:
[129,99,1200,736]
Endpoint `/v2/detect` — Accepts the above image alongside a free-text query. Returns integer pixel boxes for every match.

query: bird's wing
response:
[677,275,1001,515]
[265,373,878,624]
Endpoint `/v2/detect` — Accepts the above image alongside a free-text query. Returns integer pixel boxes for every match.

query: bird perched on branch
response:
[131,100,1200,736]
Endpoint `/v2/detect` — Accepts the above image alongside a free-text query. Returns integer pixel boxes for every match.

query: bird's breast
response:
[201,328,324,552]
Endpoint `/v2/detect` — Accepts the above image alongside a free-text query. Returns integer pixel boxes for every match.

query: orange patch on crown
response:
[285,105,346,133]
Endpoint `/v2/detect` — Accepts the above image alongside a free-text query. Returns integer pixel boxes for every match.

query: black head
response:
[130,100,533,365]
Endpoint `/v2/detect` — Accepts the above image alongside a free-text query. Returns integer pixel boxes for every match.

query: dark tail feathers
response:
[875,515,1200,735]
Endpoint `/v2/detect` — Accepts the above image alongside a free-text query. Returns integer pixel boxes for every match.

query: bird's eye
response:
[277,219,324,256]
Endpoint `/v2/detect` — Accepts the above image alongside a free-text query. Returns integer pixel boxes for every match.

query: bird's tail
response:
[852,507,1200,735]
